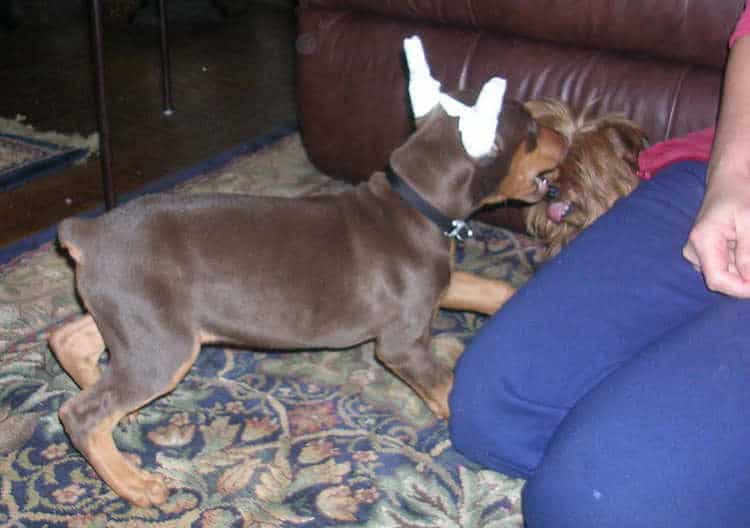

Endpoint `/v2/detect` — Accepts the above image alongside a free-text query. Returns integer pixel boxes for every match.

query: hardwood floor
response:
[0,1,297,247]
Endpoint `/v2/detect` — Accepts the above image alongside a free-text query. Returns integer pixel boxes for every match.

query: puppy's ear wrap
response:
[403,35,441,121]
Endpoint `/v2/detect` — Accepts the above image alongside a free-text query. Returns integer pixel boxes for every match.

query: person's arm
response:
[683,34,750,297]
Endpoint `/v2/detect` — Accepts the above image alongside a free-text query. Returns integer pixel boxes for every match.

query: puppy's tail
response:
[57,217,95,265]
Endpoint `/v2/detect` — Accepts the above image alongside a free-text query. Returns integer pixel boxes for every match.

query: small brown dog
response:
[521,98,647,257]
[48,37,565,507]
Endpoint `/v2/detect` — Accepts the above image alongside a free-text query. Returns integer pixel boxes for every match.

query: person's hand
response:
[683,177,750,298]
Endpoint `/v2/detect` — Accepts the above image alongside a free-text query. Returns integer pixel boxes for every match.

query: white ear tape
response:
[475,77,507,119]
[438,93,470,117]
[403,36,508,158]
[454,77,507,158]
[403,36,441,119]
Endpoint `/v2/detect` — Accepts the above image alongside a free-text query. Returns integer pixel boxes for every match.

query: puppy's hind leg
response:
[376,330,454,419]
[58,327,201,507]
[49,314,105,389]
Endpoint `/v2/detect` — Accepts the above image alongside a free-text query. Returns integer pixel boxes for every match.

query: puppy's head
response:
[471,97,567,207]
[393,36,566,219]
[522,99,647,257]
[479,116,567,206]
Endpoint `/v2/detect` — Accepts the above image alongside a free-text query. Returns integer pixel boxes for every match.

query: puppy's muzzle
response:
[534,174,556,199]
[545,183,560,199]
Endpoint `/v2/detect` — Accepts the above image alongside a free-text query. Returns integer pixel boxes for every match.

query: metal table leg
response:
[89,0,116,210]
[158,0,175,115]
[88,0,174,210]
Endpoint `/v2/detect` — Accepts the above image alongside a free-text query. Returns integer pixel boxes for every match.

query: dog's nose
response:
[546,184,560,199]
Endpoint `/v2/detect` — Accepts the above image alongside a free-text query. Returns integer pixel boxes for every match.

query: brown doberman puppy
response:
[49,38,565,506]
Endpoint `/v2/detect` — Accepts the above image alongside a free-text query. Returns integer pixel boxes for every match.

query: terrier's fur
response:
[522,98,647,257]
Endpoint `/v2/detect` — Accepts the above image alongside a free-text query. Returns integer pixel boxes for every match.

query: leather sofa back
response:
[297,0,745,183]
[305,0,738,67]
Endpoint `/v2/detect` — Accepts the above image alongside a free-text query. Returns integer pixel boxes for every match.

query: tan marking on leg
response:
[63,241,84,265]
[440,271,516,315]
[49,315,105,389]
[421,377,453,419]
[377,343,453,420]
[76,412,168,507]
[199,331,223,345]
[167,337,203,392]
[398,371,452,419]
[61,339,202,506]
[126,336,203,425]
[122,335,206,427]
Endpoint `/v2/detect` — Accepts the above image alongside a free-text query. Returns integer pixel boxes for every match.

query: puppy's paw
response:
[142,471,169,507]
[422,375,453,420]
[426,397,450,420]
[119,470,169,508]
[119,411,140,428]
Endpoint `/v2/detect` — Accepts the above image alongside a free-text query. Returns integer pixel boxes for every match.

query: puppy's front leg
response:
[376,332,453,419]
[440,271,516,315]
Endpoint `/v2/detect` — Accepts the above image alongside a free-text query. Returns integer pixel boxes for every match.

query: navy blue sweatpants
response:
[449,161,750,526]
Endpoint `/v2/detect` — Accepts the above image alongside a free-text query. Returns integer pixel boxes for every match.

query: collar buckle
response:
[445,220,473,241]
[386,166,473,243]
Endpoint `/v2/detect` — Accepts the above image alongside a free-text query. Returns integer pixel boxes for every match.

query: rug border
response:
[0,132,89,192]
[0,122,298,266]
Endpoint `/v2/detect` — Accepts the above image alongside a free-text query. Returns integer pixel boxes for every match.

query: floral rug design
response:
[0,133,545,527]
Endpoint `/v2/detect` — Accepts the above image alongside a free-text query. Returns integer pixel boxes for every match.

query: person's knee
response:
[522,460,625,528]
[448,346,511,472]
[522,451,681,528]
[448,348,541,478]
[522,461,584,527]
[448,356,489,460]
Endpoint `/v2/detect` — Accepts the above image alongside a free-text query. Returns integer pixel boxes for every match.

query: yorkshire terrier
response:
[521,98,648,257]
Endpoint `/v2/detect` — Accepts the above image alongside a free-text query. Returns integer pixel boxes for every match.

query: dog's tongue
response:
[546,201,570,223]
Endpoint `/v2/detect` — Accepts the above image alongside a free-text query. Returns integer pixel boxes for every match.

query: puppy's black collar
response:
[385,165,473,241]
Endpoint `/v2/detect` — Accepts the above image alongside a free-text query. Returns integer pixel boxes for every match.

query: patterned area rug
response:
[0,133,545,527]
[0,133,88,191]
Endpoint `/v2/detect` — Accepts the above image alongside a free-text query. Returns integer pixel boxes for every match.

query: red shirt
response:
[637,6,750,179]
